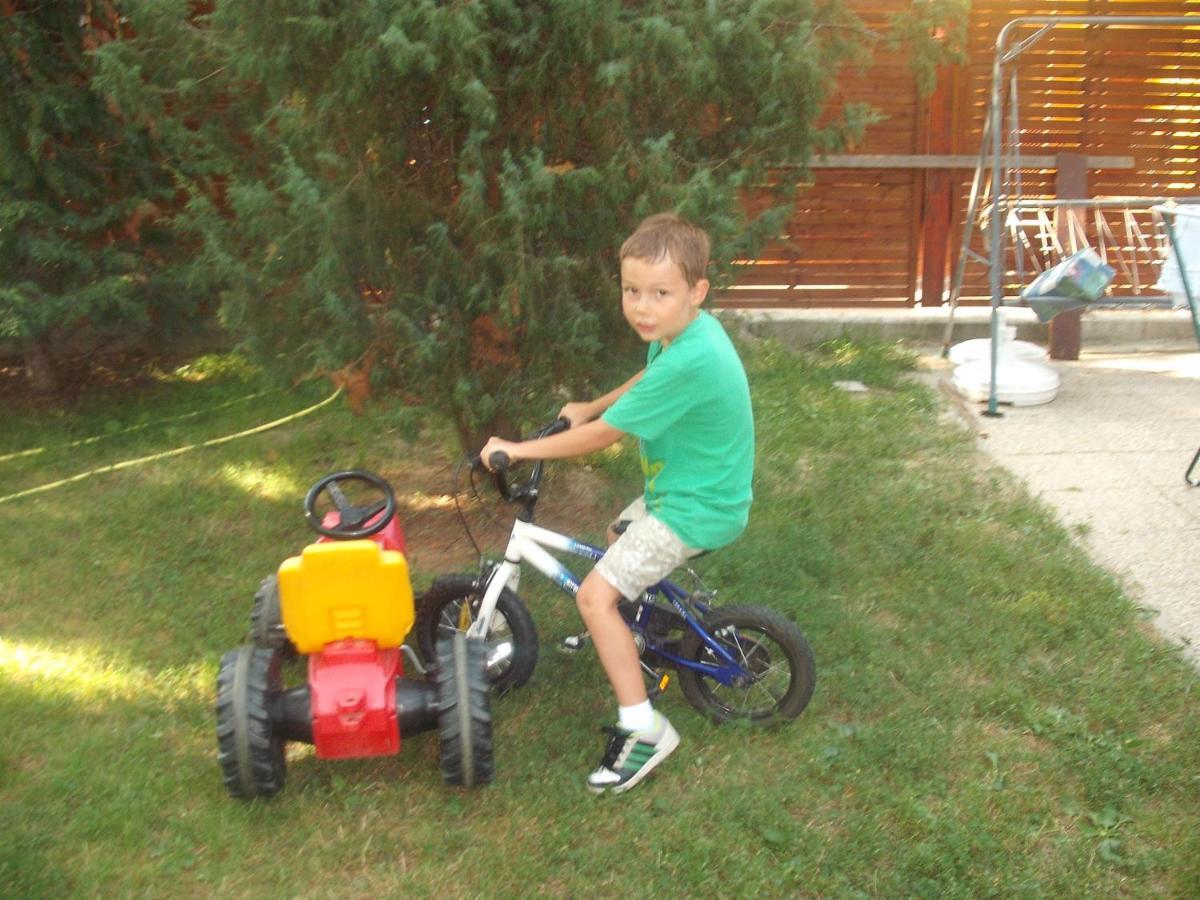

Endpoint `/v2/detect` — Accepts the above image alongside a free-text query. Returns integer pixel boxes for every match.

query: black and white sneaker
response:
[586,712,679,794]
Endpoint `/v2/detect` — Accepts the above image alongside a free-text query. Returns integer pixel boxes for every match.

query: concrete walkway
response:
[734,308,1200,664]
[924,348,1200,663]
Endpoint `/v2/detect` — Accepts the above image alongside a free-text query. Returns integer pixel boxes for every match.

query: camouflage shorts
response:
[593,497,702,600]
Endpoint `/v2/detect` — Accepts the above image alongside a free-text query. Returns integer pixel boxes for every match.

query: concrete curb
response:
[724,307,1199,353]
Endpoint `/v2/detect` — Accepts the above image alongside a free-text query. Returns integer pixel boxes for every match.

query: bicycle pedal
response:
[642,665,670,700]
[653,672,671,697]
[558,633,591,653]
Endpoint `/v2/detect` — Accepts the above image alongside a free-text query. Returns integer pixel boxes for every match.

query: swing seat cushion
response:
[277,540,414,654]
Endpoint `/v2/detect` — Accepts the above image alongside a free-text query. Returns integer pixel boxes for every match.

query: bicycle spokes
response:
[706,627,790,709]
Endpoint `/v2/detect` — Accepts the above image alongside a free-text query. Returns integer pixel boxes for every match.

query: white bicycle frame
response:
[466,518,602,640]
[460,508,755,689]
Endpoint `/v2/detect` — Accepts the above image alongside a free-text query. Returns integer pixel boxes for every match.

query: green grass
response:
[2,340,1198,897]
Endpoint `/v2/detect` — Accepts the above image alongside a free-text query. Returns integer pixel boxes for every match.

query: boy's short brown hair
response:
[620,213,711,287]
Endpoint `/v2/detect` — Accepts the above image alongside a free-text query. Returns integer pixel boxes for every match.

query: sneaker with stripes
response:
[586,712,679,794]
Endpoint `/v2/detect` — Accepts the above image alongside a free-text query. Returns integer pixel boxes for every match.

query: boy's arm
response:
[559,369,644,427]
[480,418,625,470]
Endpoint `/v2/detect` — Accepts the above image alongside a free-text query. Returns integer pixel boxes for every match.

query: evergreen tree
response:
[0,2,208,392]
[17,1,964,438]
[145,0,887,447]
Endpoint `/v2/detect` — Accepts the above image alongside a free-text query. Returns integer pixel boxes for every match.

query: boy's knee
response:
[576,574,619,619]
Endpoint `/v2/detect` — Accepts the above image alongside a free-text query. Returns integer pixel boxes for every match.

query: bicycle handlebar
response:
[474,417,571,503]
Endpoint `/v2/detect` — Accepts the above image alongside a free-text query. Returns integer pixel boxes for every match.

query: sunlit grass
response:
[158,353,262,384]
[401,490,458,511]
[1,638,149,702]
[218,462,305,502]
[0,637,209,705]
[2,345,1199,897]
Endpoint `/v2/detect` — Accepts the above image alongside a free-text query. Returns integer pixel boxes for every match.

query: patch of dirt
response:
[0,330,235,412]
[870,609,902,630]
[376,455,626,578]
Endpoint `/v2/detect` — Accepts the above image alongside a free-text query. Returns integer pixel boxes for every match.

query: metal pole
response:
[985,30,1008,417]
[1000,14,1195,31]
[941,107,993,355]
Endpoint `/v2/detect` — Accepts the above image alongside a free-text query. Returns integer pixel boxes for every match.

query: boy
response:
[480,212,754,793]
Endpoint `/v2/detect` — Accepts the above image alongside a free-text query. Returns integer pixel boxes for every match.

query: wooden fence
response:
[722,0,1200,309]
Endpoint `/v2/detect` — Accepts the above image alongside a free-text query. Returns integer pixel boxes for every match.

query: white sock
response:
[618,700,655,733]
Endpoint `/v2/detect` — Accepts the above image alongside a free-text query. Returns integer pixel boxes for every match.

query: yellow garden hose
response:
[0,388,342,506]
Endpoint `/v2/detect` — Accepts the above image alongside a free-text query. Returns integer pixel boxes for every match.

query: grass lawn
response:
[1,339,1197,898]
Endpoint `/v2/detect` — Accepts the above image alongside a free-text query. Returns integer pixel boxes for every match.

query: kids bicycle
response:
[413,419,816,724]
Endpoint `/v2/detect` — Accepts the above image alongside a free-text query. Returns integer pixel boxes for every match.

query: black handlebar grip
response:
[488,450,511,472]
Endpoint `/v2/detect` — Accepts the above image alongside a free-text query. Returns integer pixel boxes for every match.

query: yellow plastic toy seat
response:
[277,540,414,654]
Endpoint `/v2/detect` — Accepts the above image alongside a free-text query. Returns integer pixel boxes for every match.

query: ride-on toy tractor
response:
[216,471,493,799]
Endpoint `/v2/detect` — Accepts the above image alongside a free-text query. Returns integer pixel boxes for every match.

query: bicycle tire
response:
[414,573,538,694]
[677,605,815,724]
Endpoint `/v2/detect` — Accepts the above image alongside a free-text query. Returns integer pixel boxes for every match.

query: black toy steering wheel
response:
[303,470,397,539]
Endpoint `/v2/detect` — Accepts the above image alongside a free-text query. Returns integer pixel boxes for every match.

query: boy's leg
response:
[578,507,699,793]
[576,570,646,707]
[577,574,680,794]
[559,504,640,652]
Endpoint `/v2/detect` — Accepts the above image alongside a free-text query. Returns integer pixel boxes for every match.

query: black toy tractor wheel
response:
[249,574,296,657]
[436,633,494,788]
[216,645,287,799]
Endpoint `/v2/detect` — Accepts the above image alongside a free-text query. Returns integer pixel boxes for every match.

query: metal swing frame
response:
[942,15,1200,416]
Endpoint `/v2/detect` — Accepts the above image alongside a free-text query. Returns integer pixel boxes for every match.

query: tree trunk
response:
[24,338,60,394]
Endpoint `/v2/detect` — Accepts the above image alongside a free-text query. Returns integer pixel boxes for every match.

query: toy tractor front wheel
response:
[437,633,494,787]
[216,645,287,799]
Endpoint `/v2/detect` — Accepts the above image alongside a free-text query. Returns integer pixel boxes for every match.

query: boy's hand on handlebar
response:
[557,402,591,428]
[479,436,520,471]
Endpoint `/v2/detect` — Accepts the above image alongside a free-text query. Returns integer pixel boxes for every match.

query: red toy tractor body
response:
[305,509,408,760]
[216,471,492,799]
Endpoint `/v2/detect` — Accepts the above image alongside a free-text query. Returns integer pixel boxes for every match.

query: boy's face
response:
[620,254,709,347]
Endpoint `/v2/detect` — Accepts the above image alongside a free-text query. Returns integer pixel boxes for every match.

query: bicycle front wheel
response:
[677,605,815,724]
[414,573,539,694]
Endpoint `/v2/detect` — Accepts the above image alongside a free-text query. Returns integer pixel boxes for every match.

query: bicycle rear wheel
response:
[677,605,815,724]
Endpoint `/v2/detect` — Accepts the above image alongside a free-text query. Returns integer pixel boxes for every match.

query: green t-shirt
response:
[602,311,754,549]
